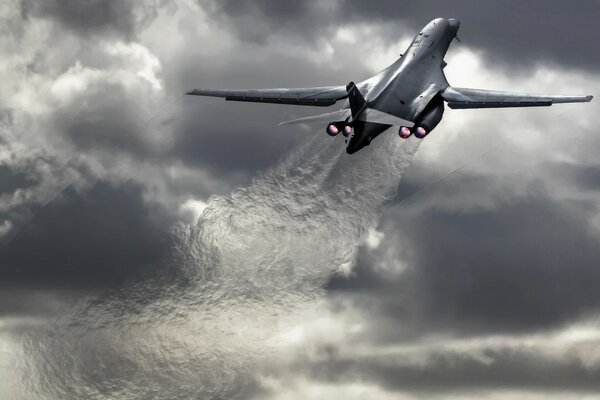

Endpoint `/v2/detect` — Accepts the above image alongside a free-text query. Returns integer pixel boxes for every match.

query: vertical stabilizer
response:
[346,82,367,120]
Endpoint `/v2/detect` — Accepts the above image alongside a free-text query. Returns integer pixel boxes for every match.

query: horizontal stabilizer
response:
[358,109,414,127]
[279,109,351,126]
[280,108,414,127]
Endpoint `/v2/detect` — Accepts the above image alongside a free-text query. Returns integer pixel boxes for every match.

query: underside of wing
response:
[186,86,348,107]
[442,87,593,109]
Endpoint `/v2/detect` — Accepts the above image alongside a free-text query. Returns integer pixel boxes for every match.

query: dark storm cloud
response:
[0,288,84,317]
[0,180,173,291]
[565,163,600,192]
[293,342,600,394]
[0,164,38,237]
[352,0,600,70]
[0,165,36,196]
[404,195,600,332]
[199,0,334,44]
[53,83,158,159]
[20,0,159,39]
[203,0,600,72]
[316,167,600,394]
[330,170,600,339]
[348,0,600,72]
[173,103,306,176]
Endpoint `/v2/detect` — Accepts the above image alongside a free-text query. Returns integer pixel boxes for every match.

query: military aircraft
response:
[187,18,593,154]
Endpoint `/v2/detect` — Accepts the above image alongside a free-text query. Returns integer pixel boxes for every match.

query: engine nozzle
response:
[399,126,412,139]
[414,126,428,139]
[342,125,353,137]
[326,123,340,136]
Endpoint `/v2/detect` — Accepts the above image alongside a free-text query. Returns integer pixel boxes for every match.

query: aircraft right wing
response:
[441,87,593,109]
[186,86,348,107]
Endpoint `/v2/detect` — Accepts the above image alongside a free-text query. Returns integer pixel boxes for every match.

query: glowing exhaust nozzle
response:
[399,126,412,139]
[414,126,427,138]
[343,125,353,137]
[326,124,339,136]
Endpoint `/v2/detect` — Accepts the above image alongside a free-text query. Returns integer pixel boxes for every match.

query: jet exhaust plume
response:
[11,132,420,399]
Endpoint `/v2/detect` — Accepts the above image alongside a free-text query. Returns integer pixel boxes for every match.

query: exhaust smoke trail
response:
[13,132,420,400]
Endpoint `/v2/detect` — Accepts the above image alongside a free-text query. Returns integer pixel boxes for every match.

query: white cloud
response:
[179,197,207,222]
[363,227,385,250]
[106,42,163,90]
[0,219,12,239]
[255,376,405,400]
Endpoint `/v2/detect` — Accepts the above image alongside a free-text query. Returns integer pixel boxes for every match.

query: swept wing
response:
[442,87,593,109]
[186,86,348,107]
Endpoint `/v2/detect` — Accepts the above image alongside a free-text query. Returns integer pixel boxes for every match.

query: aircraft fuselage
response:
[345,18,460,153]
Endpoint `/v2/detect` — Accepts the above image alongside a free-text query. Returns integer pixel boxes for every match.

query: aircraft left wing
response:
[186,86,348,107]
[442,87,593,109]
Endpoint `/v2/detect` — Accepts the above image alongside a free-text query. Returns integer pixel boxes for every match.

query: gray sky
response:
[1,1,600,399]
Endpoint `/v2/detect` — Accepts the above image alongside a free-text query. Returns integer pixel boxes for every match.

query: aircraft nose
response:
[448,18,461,29]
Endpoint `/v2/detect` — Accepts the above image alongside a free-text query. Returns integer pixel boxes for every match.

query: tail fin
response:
[346,82,367,120]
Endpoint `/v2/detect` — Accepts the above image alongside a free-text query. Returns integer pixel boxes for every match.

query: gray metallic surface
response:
[186,86,348,106]
[345,17,458,153]
[442,87,593,109]
[188,17,592,154]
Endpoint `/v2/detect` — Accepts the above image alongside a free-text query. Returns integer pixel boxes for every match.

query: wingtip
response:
[587,95,593,102]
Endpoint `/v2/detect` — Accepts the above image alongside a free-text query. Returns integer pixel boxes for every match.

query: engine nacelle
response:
[417,95,445,133]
